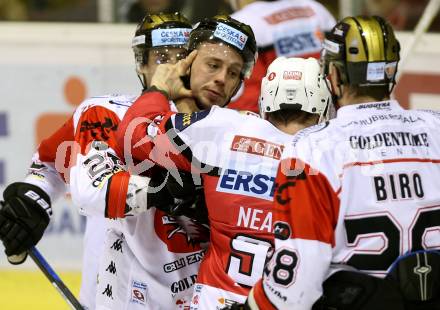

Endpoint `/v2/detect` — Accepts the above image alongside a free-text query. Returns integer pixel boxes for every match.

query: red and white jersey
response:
[250,100,440,309]
[68,96,206,309]
[22,94,136,309]
[229,0,335,112]
[24,94,135,201]
[116,91,295,306]
[26,94,204,309]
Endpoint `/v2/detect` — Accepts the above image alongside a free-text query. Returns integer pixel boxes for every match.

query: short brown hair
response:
[348,85,390,101]
[267,110,319,128]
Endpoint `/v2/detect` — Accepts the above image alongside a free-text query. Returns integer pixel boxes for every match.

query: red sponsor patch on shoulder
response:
[231,135,284,160]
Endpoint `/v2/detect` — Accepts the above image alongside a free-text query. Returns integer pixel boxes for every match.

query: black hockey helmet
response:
[321,16,400,92]
[187,15,257,79]
[132,12,192,87]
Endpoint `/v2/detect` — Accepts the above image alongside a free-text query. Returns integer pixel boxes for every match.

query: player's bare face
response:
[190,42,243,108]
[143,47,187,87]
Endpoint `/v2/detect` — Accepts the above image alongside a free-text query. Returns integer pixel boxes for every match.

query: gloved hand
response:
[0,182,51,264]
[168,186,208,224]
[151,169,209,225]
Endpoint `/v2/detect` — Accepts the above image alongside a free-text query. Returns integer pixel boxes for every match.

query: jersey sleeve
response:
[69,103,155,219]
[116,91,193,175]
[312,1,336,31]
[248,155,340,309]
[69,141,153,219]
[23,117,74,204]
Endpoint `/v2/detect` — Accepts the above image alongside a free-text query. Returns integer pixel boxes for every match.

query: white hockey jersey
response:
[229,0,335,112]
[249,100,440,309]
[68,96,206,309]
[23,94,136,309]
[116,91,298,308]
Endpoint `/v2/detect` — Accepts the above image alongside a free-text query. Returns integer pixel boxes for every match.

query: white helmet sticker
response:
[385,61,397,79]
[323,39,339,54]
[283,71,302,80]
[151,28,191,47]
[367,62,385,81]
[132,35,146,47]
[213,22,248,50]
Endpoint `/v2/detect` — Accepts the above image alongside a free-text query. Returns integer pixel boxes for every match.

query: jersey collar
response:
[336,100,402,118]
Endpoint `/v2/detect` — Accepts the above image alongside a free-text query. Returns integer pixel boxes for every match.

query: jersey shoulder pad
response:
[291,121,331,147]
[238,110,261,118]
[77,94,137,112]
[73,94,137,130]
[173,109,212,132]
[417,109,440,121]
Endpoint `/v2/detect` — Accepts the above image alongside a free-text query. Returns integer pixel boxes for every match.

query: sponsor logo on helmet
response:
[131,280,148,305]
[151,28,191,47]
[366,62,385,81]
[231,135,284,160]
[268,72,276,81]
[385,61,398,79]
[283,71,302,80]
[333,27,344,36]
[132,35,145,47]
[213,22,248,51]
[217,168,276,201]
[323,39,339,53]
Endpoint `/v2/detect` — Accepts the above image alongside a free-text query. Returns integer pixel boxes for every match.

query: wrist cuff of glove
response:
[121,174,150,217]
[3,182,52,219]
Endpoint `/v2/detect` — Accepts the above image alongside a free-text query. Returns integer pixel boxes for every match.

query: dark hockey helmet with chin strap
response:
[187,14,257,79]
[132,12,192,88]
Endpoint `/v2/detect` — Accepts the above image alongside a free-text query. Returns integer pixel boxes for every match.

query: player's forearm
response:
[116,90,172,163]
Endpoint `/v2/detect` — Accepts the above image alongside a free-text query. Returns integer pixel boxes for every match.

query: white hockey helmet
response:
[259,57,332,122]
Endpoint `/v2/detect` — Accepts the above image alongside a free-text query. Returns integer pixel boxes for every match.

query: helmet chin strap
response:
[136,73,148,91]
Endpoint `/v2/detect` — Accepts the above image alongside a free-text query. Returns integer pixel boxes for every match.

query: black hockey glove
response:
[168,186,208,225]
[386,250,440,309]
[149,171,209,224]
[0,182,51,264]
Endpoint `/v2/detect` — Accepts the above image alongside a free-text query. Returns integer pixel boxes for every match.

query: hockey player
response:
[228,0,335,113]
[73,17,257,309]
[246,16,440,309]
[0,13,198,309]
[80,51,209,310]
[116,24,332,307]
